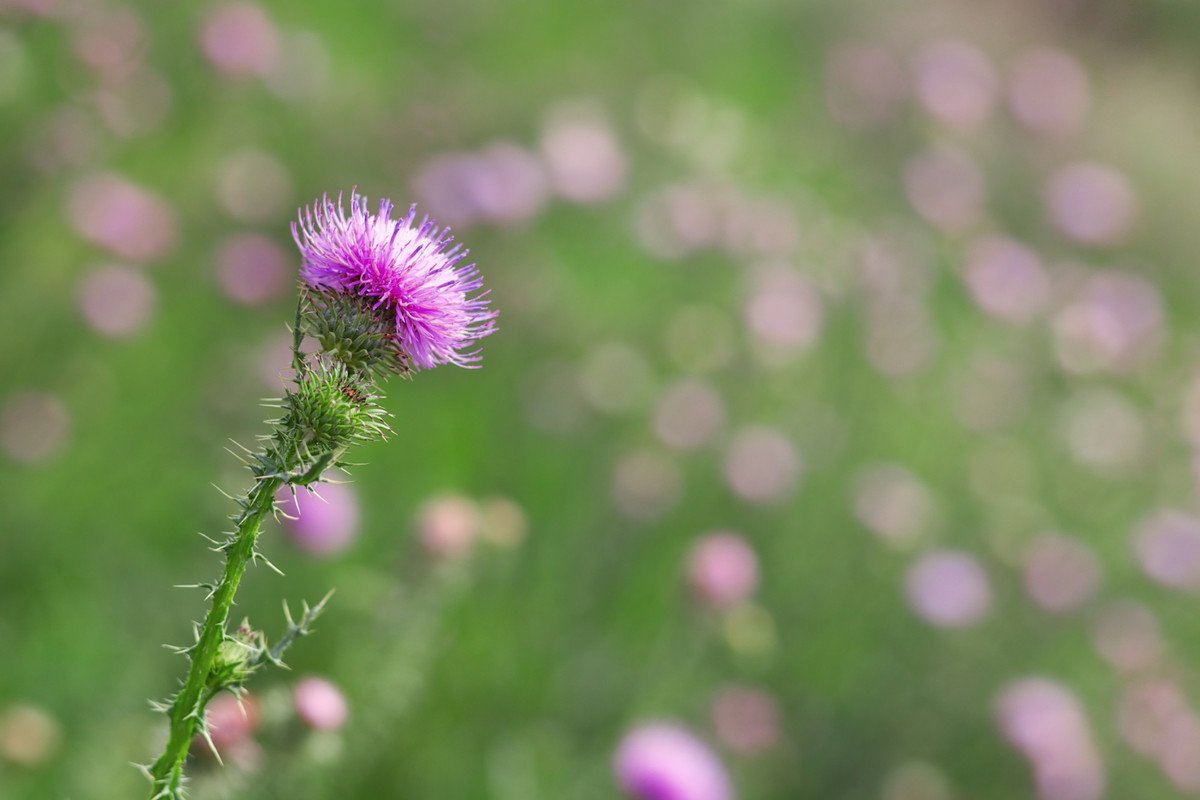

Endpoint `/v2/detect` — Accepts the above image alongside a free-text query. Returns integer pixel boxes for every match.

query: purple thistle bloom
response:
[292,190,496,369]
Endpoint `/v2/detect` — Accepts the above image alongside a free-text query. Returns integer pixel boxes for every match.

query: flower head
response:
[292,191,496,370]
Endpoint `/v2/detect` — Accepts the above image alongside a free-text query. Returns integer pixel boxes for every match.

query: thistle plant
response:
[140,191,495,799]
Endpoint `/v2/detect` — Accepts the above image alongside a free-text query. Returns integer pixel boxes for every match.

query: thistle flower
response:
[292,191,496,370]
[144,189,495,799]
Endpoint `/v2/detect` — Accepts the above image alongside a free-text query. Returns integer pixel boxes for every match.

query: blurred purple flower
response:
[274,481,359,557]
[1134,509,1200,592]
[292,190,496,369]
[614,723,732,800]
[905,550,992,628]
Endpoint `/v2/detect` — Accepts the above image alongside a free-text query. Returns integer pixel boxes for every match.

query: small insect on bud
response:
[282,359,391,461]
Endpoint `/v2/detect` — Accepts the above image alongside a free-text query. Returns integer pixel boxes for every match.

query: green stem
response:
[147,474,282,798]
[147,295,315,797]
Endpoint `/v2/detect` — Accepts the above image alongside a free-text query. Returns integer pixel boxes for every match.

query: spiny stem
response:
[141,279,409,795]
[146,295,314,798]
[147,474,283,797]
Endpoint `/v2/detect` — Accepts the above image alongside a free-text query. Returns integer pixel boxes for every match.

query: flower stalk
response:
[140,191,494,798]
[146,471,284,796]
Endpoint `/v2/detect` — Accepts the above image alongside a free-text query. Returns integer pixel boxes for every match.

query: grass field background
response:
[4,1,1200,797]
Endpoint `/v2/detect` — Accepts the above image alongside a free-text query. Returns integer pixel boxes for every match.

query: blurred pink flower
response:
[200,692,259,753]
[996,678,1104,800]
[415,494,480,560]
[293,676,348,732]
[687,532,759,610]
[1007,47,1090,138]
[413,144,548,228]
[77,265,155,337]
[962,236,1049,325]
[1052,271,1163,374]
[913,40,997,132]
[1134,509,1200,592]
[199,3,280,78]
[903,145,985,233]
[468,142,549,225]
[1118,679,1189,758]
[614,723,732,800]
[723,426,801,504]
[216,233,289,306]
[633,181,726,260]
[1158,708,1200,792]
[1045,163,1136,247]
[66,172,177,263]
[72,7,145,84]
[540,107,627,203]
[853,463,935,549]
[744,264,823,362]
[1021,534,1101,614]
[710,685,780,756]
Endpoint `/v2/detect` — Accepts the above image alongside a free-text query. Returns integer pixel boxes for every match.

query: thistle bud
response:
[209,619,264,690]
[302,289,411,378]
[283,359,391,459]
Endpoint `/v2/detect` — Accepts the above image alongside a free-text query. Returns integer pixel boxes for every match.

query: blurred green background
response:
[4,0,1200,797]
